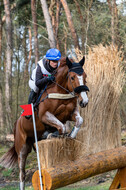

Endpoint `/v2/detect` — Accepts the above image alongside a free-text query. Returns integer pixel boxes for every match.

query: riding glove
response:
[47,76,55,82]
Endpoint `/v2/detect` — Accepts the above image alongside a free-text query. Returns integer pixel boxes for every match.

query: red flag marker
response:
[20,104,32,116]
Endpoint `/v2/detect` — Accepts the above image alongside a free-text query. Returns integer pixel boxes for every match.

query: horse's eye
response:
[71,77,74,80]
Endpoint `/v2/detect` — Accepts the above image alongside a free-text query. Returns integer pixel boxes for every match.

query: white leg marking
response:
[69,109,83,139]
[64,121,71,133]
[75,109,83,127]
[77,75,88,104]
[45,111,65,133]
[19,145,29,190]
[19,152,25,190]
[20,181,25,190]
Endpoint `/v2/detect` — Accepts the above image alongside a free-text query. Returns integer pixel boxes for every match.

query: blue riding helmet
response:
[46,48,61,61]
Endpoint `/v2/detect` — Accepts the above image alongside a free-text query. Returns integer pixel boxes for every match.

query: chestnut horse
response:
[0,57,89,190]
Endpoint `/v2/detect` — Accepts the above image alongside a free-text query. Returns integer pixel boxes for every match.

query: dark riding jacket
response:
[35,58,57,90]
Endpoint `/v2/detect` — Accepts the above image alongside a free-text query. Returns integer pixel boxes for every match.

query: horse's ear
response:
[79,56,85,66]
[66,57,72,69]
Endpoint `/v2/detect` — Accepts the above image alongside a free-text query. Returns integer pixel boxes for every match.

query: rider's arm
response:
[35,64,48,88]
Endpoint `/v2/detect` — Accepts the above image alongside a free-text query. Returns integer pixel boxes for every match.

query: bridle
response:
[36,67,89,106]
[51,68,89,98]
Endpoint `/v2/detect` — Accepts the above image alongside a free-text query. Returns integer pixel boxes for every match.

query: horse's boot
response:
[68,126,80,138]
[25,90,37,120]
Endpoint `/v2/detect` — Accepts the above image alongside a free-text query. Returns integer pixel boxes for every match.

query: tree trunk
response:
[73,0,85,51]
[40,0,56,48]
[111,0,115,45]
[0,87,4,131]
[49,0,56,36]
[24,27,32,84]
[55,0,61,49]
[107,0,120,46]
[60,0,80,49]
[3,0,12,132]
[0,8,4,131]
[31,0,39,65]
[84,0,93,54]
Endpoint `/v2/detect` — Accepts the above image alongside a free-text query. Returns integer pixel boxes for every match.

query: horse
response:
[0,57,89,190]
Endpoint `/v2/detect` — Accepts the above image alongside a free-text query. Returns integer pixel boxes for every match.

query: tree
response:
[73,0,85,51]
[107,0,120,46]
[31,0,39,65]
[40,0,56,48]
[0,3,4,130]
[3,0,13,131]
[55,0,61,49]
[60,0,80,49]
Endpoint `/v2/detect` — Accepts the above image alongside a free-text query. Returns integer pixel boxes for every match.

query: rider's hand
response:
[47,76,55,82]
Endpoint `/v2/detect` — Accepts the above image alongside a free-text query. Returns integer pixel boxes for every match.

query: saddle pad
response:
[48,93,75,99]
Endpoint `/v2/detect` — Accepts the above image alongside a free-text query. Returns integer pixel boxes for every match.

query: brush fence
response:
[37,45,124,169]
[32,146,126,190]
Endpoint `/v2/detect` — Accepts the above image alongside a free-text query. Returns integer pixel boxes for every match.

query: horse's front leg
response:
[69,108,83,138]
[18,143,32,190]
[41,111,65,135]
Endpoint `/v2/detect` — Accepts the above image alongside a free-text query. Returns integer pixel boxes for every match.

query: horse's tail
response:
[0,121,18,169]
[0,144,18,169]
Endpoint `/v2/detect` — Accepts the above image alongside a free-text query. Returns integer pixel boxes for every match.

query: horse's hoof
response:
[47,131,60,139]
[41,131,50,139]
[52,131,59,137]
[47,133,53,139]
[63,133,69,138]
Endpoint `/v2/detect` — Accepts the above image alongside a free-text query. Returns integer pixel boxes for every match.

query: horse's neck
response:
[55,66,68,92]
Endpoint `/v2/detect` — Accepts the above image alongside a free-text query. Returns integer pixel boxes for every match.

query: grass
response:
[0,182,111,190]
[2,168,13,177]
[0,143,116,190]
[0,186,34,190]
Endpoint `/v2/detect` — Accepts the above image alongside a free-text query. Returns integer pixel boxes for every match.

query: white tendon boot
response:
[69,126,80,138]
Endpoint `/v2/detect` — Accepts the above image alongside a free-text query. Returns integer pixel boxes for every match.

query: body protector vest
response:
[29,59,60,93]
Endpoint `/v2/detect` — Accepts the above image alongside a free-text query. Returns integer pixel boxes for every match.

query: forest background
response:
[0,0,126,136]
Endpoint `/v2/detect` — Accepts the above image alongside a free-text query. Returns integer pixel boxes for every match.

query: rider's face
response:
[49,60,59,68]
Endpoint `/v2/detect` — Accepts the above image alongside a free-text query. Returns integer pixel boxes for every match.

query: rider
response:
[25,48,61,119]
[28,48,61,104]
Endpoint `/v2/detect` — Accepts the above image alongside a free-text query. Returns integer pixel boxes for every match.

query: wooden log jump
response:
[32,146,126,190]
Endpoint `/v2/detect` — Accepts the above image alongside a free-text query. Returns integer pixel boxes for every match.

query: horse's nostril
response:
[79,100,83,107]
[84,102,88,107]
[79,100,88,108]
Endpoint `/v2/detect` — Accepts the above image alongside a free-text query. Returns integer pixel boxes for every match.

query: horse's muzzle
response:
[79,100,88,108]
[74,85,89,94]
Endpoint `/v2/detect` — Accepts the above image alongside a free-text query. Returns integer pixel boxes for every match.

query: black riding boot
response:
[25,90,37,119]
[28,90,37,104]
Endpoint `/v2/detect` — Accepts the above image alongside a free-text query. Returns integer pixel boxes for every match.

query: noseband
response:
[74,85,89,93]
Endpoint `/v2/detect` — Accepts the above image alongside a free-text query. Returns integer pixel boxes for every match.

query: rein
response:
[37,67,89,104]
[51,80,76,96]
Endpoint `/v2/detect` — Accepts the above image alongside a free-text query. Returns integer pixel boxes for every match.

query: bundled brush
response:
[35,44,125,168]
[74,44,125,157]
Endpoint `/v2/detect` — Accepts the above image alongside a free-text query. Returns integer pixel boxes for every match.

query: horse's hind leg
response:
[18,143,32,190]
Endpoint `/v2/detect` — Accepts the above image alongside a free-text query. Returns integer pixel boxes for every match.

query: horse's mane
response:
[60,57,74,67]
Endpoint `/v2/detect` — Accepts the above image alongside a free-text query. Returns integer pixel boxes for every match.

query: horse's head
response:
[66,57,89,108]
